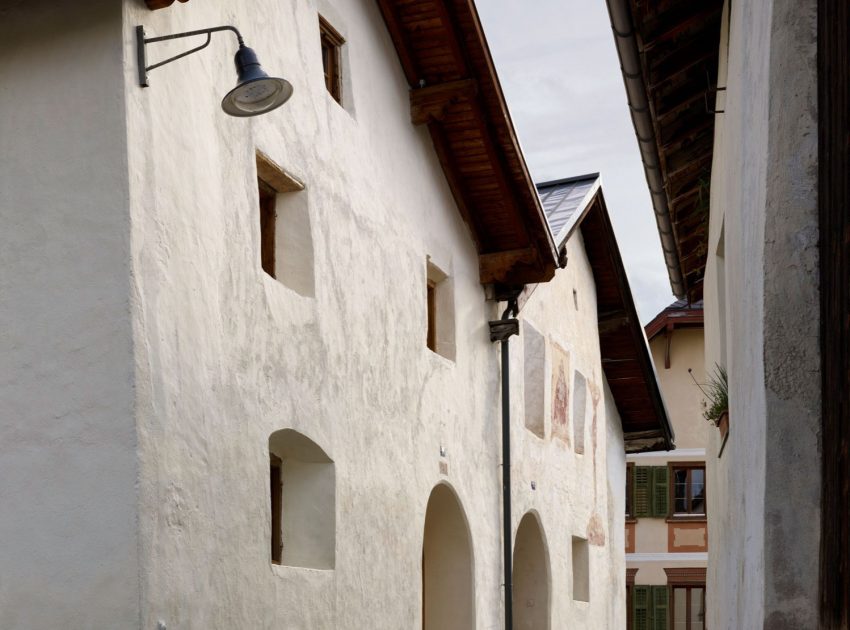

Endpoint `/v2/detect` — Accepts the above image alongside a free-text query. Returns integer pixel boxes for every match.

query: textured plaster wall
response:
[649,329,708,450]
[703,0,820,627]
[120,0,628,628]
[516,231,627,630]
[0,1,139,628]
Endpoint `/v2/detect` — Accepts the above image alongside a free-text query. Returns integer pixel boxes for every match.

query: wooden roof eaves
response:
[572,191,675,453]
[644,309,705,341]
[376,0,558,286]
[605,0,687,299]
[605,0,723,302]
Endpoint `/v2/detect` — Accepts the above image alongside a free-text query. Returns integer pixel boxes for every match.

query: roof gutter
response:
[604,0,686,299]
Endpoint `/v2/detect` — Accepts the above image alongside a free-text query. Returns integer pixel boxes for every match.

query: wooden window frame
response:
[426,279,437,352]
[270,453,283,564]
[669,462,707,521]
[258,178,277,278]
[670,583,706,629]
[319,16,345,104]
[626,462,636,521]
[818,0,850,623]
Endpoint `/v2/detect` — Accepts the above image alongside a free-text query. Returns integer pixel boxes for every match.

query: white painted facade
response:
[0,1,633,628]
[703,0,821,627]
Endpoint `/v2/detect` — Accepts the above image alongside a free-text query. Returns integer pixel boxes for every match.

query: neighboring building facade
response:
[0,1,672,629]
[608,0,850,627]
[626,301,708,630]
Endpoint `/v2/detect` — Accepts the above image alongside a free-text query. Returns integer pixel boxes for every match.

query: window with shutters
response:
[670,463,706,518]
[626,463,636,520]
[633,585,671,630]
[633,465,670,518]
[319,16,345,104]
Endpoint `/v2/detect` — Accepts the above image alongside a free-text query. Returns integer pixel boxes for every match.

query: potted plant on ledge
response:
[703,365,729,447]
[691,365,729,454]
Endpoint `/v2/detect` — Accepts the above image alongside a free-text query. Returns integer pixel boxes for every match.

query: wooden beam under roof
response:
[377,0,558,286]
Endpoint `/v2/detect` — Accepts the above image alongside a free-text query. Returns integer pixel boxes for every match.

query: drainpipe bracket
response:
[489,318,519,342]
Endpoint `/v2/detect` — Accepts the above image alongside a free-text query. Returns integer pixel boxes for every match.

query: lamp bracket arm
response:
[137,25,245,87]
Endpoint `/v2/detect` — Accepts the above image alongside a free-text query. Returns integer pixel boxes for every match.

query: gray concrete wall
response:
[703,0,820,627]
[0,1,138,628]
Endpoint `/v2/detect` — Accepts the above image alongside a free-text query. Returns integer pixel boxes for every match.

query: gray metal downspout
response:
[489,299,521,630]
[605,0,687,299]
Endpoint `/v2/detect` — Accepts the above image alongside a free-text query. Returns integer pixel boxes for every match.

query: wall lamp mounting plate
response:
[136,25,293,117]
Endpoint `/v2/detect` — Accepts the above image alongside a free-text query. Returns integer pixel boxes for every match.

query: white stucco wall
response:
[1,0,629,626]
[649,328,708,450]
[703,0,820,627]
[515,231,627,630]
[0,2,139,628]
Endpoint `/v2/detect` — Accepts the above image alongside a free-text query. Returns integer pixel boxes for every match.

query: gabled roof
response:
[376,0,559,286]
[606,0,724,301]
[538,176,675,453]
[645,299,704,341]
[538,173,600,246]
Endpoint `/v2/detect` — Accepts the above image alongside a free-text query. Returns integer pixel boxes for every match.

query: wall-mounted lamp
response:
[136,25,293,117]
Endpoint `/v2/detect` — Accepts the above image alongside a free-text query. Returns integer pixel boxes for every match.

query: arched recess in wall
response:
[421,483,475,630]
[268,429,335,569]
[513,511,551,630]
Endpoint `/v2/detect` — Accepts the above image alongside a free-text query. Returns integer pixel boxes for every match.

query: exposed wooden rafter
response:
[377,0,558,286]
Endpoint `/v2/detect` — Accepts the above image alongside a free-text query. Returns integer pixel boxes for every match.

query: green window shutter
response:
[634,466,652,517]
[651,585,669,630]
[652,466,670,517]
[633,585,651,630]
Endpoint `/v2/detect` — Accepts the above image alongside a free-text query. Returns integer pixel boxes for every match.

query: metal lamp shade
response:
[221,45,292,117]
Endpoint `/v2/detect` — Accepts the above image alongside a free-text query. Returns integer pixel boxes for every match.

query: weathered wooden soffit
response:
[145,0,189,9]
[376,0,559,286]
[607,0,724,302]
[578,192,675,453]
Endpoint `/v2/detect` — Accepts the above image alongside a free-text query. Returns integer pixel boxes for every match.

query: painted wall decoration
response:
[550,342,571,444]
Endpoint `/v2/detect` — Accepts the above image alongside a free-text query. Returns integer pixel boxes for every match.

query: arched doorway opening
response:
[422,483,475,629]
[513,511,551,629]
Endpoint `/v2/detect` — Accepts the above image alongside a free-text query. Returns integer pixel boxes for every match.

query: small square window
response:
[425,260,455,360]
[572,536,590,602]
[319,16,345,104]
[255,151,314,296]
[671,464,706,517]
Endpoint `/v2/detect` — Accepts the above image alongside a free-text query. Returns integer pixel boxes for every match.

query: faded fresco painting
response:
[550,342,571,444]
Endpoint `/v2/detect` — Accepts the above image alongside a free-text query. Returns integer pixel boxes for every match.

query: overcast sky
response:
[476,0,676,324]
